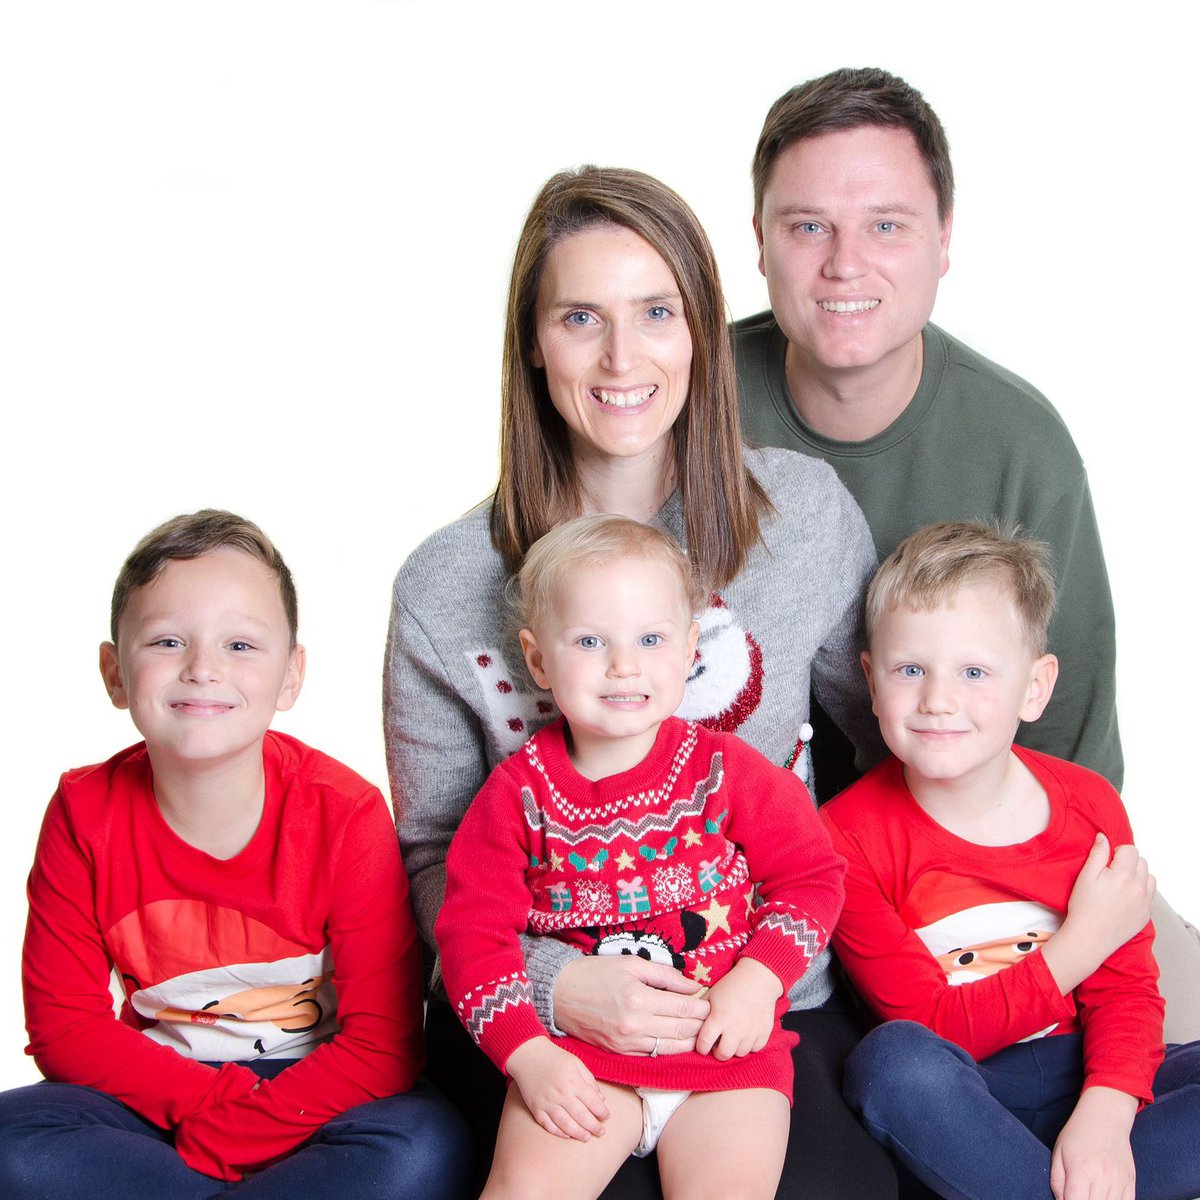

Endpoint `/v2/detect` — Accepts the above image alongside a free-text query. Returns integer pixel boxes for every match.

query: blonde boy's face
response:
[99,548,305,768]
[862,583,1057,792]
[519,555,699,765]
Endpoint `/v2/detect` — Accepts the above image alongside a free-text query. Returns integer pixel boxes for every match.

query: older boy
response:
[0,511,468,1199]
[821,522,1200,1200]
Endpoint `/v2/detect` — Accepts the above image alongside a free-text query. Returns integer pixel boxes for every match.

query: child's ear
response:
[860,650,878,712]
[519,629,552,690]
[1019,653,1059,723]
[685,620,700,667]
[99,642,129,710]
[275,644,306,713]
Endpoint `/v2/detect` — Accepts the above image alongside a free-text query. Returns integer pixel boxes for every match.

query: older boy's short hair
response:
[866,521,1056,655]
[753,67,954,222]
[517,515,706,633]
[110,509,298,645]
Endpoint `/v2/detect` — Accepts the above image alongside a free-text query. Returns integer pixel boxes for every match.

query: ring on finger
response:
[650,1036,660,1058]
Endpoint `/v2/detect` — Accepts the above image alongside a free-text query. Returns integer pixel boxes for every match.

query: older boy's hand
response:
[505,1036,610,1141]
[1050,1086,1137,1200]
[695,957,782,1060]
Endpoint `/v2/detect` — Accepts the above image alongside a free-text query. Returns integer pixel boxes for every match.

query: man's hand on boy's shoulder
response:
[1050,1085,1137,1200]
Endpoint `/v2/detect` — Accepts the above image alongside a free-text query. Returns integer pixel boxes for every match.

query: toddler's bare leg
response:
[481,1080,644,1200]
[656,1087,789,1200]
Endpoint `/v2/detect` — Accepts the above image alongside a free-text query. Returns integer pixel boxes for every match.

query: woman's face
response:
[532,224,693,469]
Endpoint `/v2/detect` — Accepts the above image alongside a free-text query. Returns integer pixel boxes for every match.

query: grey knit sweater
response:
[384,446,882,1012]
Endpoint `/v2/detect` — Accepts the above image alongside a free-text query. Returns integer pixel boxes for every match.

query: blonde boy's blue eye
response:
[640,633,662,647]
[154,638,181,649]
[900,664,923,678]
[963,666,984,680]
[228,641,253,652]
[577,635,602,650]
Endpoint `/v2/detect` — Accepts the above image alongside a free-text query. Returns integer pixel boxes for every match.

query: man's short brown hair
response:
[753,67,954,222]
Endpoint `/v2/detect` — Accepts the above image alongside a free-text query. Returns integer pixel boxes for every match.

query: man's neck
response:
[784,333,924,443]
[148,744,267,860]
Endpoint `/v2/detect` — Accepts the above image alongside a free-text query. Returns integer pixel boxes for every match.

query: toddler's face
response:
[100,548,304,768]
[520,555,698,765]
[863,583,1055,792]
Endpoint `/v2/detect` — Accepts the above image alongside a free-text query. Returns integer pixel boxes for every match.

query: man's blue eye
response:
[876,221,896,233]
[798,222,821,234]
[640,634,662,647]
[900,664,923,678]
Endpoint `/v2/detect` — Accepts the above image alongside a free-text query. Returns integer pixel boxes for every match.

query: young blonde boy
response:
[0,511,469,1199]
[821,521,1200,1200]
[435,514,845,1200]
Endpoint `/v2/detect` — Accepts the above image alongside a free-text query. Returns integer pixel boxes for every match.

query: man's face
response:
[756,125,951,380]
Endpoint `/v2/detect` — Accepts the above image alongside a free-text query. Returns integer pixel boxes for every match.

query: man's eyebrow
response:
[771,203,923,218]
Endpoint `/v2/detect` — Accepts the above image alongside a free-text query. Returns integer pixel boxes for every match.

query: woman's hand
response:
[505,1037,610,1141]
[695,957,782,1060]
[553,955,710,1055]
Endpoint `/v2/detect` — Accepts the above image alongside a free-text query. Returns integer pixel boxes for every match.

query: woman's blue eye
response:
[900,664,923,678]
[640,633,662,647]
[565,310,594,326]
[646,306,669,320]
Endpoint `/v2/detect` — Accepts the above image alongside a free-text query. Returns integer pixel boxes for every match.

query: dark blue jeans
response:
[0,1065,472,1200]
[844,1021,1200,1200]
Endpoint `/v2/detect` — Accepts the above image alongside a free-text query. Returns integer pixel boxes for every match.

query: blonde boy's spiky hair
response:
[865,521,1056,654]
[517,514,706,634]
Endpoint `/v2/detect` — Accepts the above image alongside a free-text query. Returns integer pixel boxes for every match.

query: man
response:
[734,67,1200,1044]
[735,66,1120,789]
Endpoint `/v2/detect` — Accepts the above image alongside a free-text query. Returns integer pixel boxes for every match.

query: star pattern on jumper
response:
[682,827,703,848]
[548,850,564,872]
[692,962,712,984]
[616,849,636,871]
[699,896,732,938]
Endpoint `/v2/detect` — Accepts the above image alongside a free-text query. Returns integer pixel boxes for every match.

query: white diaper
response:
[632,1086,691,1157]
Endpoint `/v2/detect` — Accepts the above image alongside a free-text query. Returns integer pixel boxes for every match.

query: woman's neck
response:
[573,441,676,521]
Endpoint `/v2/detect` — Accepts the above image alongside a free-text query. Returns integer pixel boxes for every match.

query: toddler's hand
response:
[1050,1086,1137,1200]
[695,958,782,1061]
[505,1036,609,1141]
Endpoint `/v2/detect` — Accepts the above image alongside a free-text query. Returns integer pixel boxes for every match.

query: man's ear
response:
[275,644,306,713]
[938,209,954,278]
[519,628,552,689]
[860,650,878,713]
[1019,653,1059,724]
[99,642,128,710]
[753,214,766,277]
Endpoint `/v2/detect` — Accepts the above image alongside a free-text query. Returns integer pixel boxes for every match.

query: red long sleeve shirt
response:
[820,748,1164,1104]
[23,732,425,1180]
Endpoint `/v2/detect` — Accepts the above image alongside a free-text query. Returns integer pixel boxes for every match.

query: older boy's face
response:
[862,584,1056,793]
[100,549,304,769]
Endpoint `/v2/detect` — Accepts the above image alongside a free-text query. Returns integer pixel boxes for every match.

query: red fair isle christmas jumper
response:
[22,732,426,1180]
[820,747,1164,1103]
[436,717,845,1101]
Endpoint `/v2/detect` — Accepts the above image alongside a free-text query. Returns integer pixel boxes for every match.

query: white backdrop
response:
[2,1,1195,1089]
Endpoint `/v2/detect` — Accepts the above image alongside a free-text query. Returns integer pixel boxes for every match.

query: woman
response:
[385,166,895,1198]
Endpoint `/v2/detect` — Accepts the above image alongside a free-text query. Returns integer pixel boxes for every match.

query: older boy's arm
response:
[173,790,425,1181]
[24,791,259,1131]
